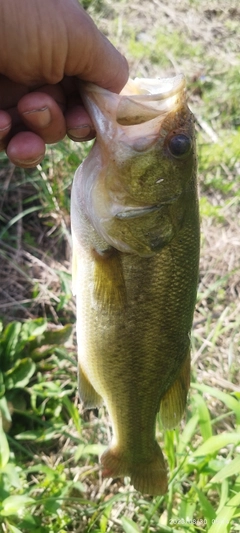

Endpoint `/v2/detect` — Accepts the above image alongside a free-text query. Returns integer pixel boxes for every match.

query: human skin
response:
[0,0,128,167]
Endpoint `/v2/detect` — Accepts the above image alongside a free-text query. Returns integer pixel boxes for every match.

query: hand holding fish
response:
[0,0,128,167]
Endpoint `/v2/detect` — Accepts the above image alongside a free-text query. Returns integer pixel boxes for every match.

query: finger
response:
[18,92,66,144]
[6,131,45,168]
[62,3,129,93]
[0,110,12,150]
[65,105,95,141]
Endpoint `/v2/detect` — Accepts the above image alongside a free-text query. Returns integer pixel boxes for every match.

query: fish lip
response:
[115,201,177,220]
[122,74,185,101]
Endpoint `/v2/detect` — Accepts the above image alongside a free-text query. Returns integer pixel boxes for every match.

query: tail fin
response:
[101,441,167,496]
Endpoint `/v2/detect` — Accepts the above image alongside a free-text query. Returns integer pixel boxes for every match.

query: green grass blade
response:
[211,456,240,484]
[208,492,240,533]
[177,413,199,454]
[193,486,216,524]
[0,206,42,238]
[121,517,141,533]
[6,525,23,533]
[191,384,240,424]
[193,433,240,457]
[192,393,212,441]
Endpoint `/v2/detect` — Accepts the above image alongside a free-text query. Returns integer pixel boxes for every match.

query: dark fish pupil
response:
[169,134,191,157]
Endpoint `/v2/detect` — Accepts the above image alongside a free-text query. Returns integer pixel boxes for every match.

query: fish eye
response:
[168,134,192,158]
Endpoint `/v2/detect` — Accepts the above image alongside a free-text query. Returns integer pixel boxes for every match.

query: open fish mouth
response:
[79,74,186,128]
[117,75,185,125]
[115,205,162,219]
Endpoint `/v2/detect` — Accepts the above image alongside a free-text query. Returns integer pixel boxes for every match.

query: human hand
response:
[0,0,128,167]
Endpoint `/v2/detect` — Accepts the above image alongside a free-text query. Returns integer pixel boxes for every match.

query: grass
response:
[0,0,240,531]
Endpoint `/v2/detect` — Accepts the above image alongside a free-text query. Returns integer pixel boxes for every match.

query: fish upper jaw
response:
[78,74,186,129]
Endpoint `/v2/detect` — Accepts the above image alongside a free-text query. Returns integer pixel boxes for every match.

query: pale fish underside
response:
[71,74,199,495]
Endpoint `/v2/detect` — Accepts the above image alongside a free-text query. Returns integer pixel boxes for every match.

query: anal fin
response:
[78,364,103,409]
[160,349,190,429]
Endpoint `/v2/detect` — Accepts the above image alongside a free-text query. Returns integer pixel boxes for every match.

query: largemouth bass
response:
[71,75,199,495]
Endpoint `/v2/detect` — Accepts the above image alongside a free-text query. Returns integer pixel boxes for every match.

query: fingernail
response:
[67,125,93,141]
[14,155,45,168]
[22,107,51,128]
[0,124,10,133]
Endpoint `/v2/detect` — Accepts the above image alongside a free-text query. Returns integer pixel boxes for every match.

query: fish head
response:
[76,75,197,256]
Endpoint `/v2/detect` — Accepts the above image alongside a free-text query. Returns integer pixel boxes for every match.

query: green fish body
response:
[71,75,199,495]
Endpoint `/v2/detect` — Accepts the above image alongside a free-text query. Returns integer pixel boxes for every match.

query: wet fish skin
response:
[71,76,199,495]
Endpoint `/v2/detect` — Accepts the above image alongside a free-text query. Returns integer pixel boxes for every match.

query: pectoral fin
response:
[93,248,126,311]
[78,364,103,409]
[160,349,190,429]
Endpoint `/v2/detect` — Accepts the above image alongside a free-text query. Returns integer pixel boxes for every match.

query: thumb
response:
[64,2,129,93]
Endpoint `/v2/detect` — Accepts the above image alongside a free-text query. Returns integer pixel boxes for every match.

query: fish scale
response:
[71,75,199,495]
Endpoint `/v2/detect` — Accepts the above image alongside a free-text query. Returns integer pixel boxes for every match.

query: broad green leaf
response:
[0,321,21,367]
[82,444,107,456]
[20,318,46,342]
[30,381,73,398]
[208,492,240,533]
[211,456,240,483]
[192,393,212,441]
[1,495,34,517]
[121,516,141,533]
[75,443,106,461]
[1,462,22,489]
[17,318,47,353]
[0,396,12,423]
[0,396,12,432]
[29,324,72,360]
[193,433,240,457]
[42,324,72,345]
[0,426,10,469]
[16,427,60,441]
[30,346,56,361]
[4,358,36,389]
[178,499,196,522]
